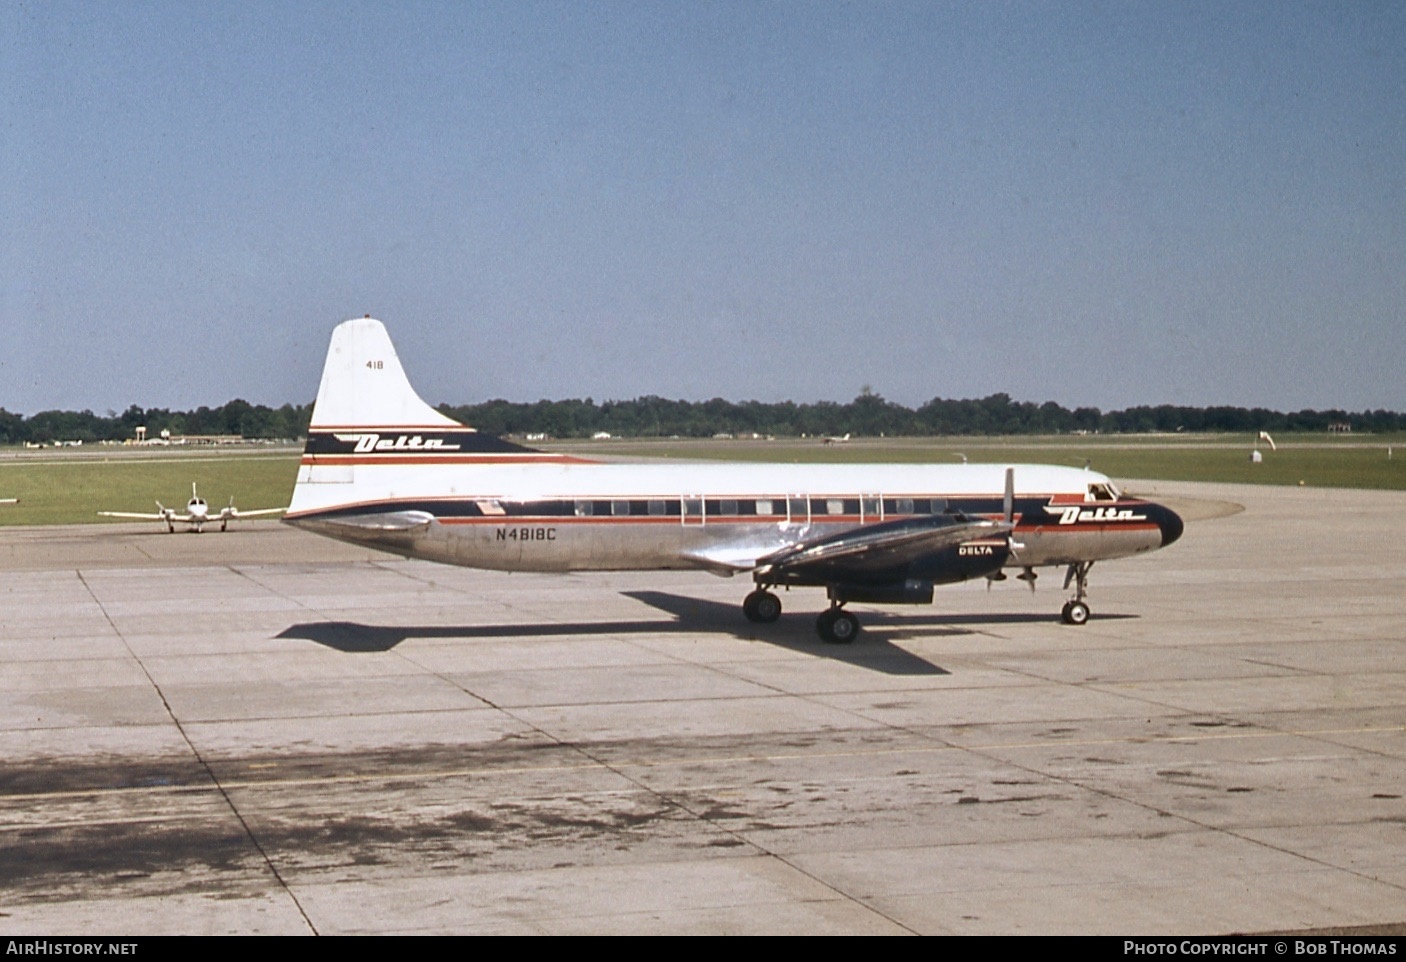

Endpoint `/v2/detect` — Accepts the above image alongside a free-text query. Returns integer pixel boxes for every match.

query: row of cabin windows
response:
[566,497,950,518]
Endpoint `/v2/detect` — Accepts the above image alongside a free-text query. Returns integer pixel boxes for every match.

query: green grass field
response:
[566,434,1406,490]
[0,451,300,527]
[2,434,1403,526]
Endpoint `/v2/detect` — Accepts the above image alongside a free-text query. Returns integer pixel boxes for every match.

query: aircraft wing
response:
[229,508,286,518]
[756,514,1011,576]
[681,513,1012,578]
[98,511,190,522]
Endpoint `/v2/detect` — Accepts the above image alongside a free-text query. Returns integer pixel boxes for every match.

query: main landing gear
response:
[744,562,1098,640]
[742,589,782,624]
[742,588,860,644]
[815,606,859,644]
[1060,562,1093,626]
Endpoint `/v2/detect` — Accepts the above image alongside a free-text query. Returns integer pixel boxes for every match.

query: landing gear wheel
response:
[1061,562,1093,626]
[1061,600,1090,626]
[816,608,859,644]
[743,590,782,624]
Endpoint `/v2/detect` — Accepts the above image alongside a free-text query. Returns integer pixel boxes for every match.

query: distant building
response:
[1328,422,1351,434]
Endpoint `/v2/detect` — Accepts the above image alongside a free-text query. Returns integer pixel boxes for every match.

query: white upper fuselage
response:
[288,457,1099,511]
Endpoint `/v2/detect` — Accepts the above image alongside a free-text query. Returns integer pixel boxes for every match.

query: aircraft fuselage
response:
[284,318,1185,640]
[286,455,1181,575]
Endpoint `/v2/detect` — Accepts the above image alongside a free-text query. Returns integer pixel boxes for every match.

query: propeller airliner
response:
[284,318,1183,643]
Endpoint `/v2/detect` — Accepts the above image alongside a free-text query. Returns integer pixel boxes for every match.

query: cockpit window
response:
[1086,483,1119,502]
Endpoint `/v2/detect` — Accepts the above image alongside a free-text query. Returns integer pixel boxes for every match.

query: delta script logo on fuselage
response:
[1046,503,1149,526]
[332,433,462,454]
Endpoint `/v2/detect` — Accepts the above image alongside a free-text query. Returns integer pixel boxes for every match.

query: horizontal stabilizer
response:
[679,544,770,575]
[293,510,437,533]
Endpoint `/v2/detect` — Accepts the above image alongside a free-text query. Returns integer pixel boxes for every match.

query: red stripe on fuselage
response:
[300,454,596,466]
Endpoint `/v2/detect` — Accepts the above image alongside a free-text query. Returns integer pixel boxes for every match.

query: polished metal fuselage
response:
[285,459,1173,575]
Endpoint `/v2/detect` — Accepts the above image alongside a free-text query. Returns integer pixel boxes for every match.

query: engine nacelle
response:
[913,541,1010,585]
[829,579,935,606]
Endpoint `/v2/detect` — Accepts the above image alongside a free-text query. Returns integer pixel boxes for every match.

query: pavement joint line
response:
[384,651,925,934]
[73,568,321,936]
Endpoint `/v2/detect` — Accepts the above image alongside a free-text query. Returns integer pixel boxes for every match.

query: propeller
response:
[988,468,1026,590]
[1004,467,1031,580]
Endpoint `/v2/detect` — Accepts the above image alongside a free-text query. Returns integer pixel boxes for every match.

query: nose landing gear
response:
[1060,562,1094,625]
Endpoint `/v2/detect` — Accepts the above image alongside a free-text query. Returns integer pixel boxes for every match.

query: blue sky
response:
[4,1,1403,416]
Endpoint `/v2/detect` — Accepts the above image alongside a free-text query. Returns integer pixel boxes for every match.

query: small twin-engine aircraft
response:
[100,483,284,532]
[284,318,1183,642]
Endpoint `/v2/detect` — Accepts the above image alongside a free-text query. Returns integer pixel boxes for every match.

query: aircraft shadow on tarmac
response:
[274,592,1130,675]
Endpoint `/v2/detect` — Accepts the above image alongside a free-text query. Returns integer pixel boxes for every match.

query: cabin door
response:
[681,495,705,526]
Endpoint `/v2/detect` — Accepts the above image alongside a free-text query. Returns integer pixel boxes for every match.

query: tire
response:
[743,590,782,624]
[817,609,859,644]
[1064,601,1090,626]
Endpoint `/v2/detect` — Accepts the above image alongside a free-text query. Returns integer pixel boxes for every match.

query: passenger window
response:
[825,499,844,515]
[755,499,773,516]
[896,498,914,515]
[611,500,630,516]
[720,499,738,515]
[574,500,593,517]
[648,499,666,516]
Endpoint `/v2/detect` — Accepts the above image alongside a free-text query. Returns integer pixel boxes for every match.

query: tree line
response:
[3,393,1398,445]
[442,394,1405,438]
[0,401,312,445]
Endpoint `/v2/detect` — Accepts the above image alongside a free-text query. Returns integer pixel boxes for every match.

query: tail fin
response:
[287,317,589,522]
[309,317,462,430]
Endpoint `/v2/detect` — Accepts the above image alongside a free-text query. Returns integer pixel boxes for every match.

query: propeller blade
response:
[1001,467,1025,561]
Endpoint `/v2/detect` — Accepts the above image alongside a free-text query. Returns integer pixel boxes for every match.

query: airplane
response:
[823,433,851,445]
[100,483,284,532]
[283,318,1183,642]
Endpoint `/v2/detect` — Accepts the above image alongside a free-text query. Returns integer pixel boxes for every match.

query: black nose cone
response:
[1157,505,1184,547]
